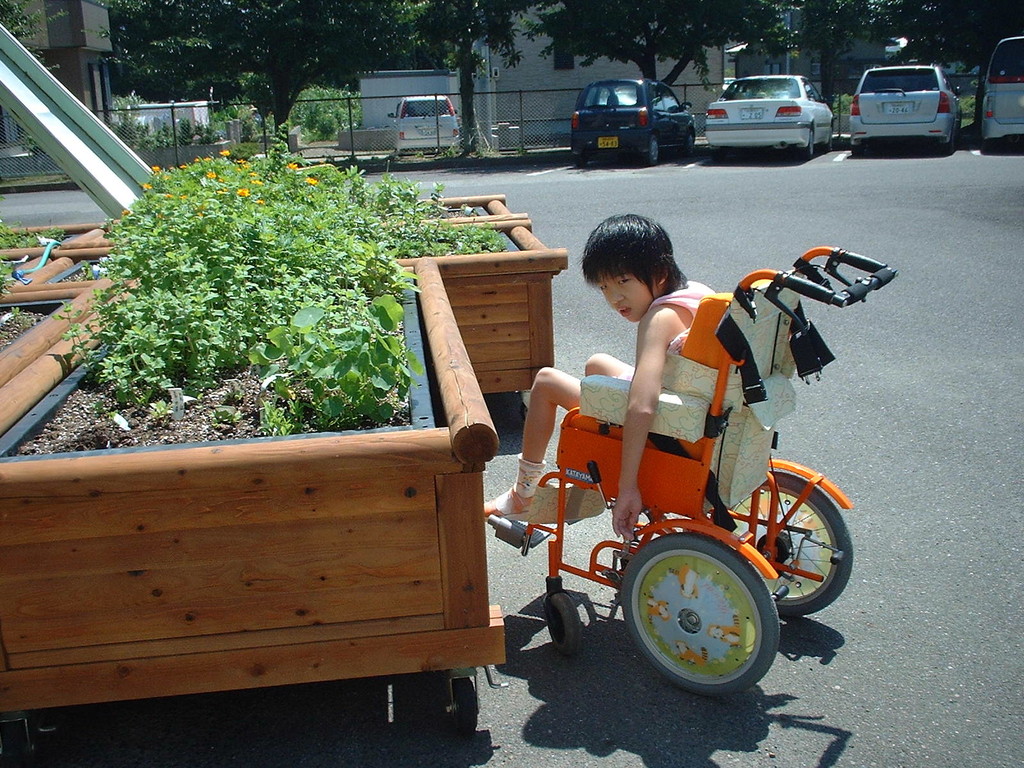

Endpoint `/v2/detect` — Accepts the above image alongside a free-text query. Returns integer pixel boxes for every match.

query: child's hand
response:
[612,485,644,539]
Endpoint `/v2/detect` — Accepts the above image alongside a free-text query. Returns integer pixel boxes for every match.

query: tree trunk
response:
[458,52,477,155]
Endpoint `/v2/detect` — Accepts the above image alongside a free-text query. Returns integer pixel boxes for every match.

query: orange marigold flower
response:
[151,165,162,172]
[305,177,319,185]
[141,183,153,190]
[219,149,231,156]
[287,162,300,170]
[237,188,251,197]
[206,171,218,179]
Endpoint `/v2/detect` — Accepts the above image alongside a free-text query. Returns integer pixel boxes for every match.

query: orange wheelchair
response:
[494,247,897,696]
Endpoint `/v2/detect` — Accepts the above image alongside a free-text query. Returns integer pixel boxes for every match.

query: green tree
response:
[0,0,40,41]
[872,0,1024,125]
[107,0,415,125]
[529,0,788,84]
[794,0,873,101]
[415,0,528,154]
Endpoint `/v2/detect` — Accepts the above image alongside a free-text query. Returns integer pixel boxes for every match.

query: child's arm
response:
[612,306,689,539]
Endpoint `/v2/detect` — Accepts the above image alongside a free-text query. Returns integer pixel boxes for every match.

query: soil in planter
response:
[14,369,413,456]
[1,311,37,349]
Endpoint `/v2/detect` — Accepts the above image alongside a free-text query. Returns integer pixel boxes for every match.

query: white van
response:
[391,95,460,153]
[982,36,1024,152]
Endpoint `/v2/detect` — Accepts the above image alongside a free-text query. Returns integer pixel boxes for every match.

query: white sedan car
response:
[705,75,834,161]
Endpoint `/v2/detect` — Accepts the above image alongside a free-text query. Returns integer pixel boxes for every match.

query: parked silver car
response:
[849,65,961,156]
[704,75,834,162]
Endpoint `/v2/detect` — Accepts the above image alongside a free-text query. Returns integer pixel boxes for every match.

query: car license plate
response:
[740,108,764,120]
[597,136,619,148]
[884,102,915,115]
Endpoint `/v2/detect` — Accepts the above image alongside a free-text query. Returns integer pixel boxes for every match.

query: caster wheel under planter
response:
[448,675,478,736]
[544,591,582,656]
[621,533,779,696]
[0,717,36,768]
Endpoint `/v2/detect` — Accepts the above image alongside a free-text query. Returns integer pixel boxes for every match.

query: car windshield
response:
[860,69,938,93]
[402,99,451,117]
[722,78,800,100]
[582,83,641,108]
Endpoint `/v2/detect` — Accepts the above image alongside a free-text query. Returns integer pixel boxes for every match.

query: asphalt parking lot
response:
[1,143,1022,767]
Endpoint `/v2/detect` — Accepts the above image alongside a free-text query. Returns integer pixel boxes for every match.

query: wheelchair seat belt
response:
[715,314,767,405]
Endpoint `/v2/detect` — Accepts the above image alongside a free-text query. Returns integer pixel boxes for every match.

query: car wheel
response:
[644,134,660,166]
[574,151,588,168]
[710,146,728,162]
[679,129,695,158]
[823,126,834,153]
[941,123,957,156]
[850,141,866,157]
[798,128,815,161]
[981,138,998,154]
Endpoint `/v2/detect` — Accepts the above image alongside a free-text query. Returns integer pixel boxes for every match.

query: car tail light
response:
[637,107,649,127]
[706,108,727,119]
[775,105,802,117]
[937,91,951,113]
[571,111,580,130]
[850,96,860,116]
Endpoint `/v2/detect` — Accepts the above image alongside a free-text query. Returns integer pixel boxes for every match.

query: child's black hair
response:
[581,214,686,293]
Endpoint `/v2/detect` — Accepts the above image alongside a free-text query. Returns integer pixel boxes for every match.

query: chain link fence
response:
[0,74,984,182]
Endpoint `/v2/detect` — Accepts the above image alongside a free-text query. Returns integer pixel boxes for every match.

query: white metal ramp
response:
[0,23,149,218]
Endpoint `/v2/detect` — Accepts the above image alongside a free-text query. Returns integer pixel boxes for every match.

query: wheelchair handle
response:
[737,247,897,307]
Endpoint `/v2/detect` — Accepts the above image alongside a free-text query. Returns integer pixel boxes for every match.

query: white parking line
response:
[526,166,572,176]
[833,152,849,162]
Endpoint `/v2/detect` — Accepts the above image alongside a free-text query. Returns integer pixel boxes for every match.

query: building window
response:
[553,46,574,70]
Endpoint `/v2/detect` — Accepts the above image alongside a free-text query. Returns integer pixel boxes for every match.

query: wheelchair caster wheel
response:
[544,591,582,656]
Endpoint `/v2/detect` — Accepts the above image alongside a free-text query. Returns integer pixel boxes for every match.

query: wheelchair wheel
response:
[544,591,582,656]
[737,470,853,617]
[621,533,779,696]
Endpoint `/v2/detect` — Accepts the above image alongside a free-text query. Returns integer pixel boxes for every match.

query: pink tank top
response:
[615,282,714,381]
[650,282,715,354]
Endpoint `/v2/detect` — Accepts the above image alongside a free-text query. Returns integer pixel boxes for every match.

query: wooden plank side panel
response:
[0,511,444,654]
[10,613,445,669]
[0,611,505,711]
[0,429,456,548]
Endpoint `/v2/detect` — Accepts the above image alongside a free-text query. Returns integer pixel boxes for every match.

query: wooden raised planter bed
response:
[3,196,566,397]
[409,194,567,394]
[0,258,502,736]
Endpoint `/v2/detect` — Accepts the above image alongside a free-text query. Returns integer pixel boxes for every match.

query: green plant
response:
[148,400,172,421]
[72,150,504,433]
[289,87,362,142]
[250,300,420,434]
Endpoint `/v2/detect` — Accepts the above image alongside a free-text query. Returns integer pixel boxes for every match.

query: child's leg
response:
[521,367,581,463]
[486,367,580,517]
[585,353,633,379]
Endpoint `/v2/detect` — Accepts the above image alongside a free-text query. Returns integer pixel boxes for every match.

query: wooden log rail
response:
[1,227,113,262]
[0,281,109,436]
[415,257,498,468]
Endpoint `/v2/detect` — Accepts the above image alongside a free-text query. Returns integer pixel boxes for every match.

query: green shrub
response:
[74,149,505,434]
[289,87,362,142]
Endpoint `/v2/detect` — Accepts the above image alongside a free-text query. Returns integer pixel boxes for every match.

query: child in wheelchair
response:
[485,213,713,540]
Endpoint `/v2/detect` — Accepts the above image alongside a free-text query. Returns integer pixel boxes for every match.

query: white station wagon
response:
[705,75,834,161]
[849,65,961,156]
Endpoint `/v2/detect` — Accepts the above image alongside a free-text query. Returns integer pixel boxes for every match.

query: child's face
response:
[596,272,660,323]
